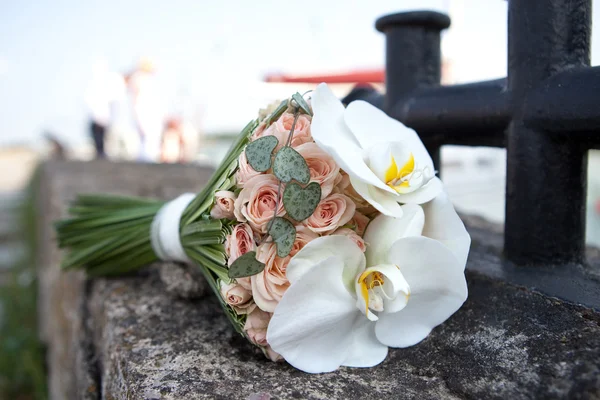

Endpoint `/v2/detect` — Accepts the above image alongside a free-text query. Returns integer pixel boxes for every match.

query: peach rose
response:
[336,171,378,216]
[220,281,256,315]
[250,225,318,312]
[244,308,282,362]
[235,151,263,188]
[348,211,370,237]
[234,175,286,233]
[236,277,252,291]
[225,223,256,266]
[304,193,356,235]
[251,242,289,312]
[251,121,287,148]
[210,190,237,219]
[295,143,340,198]
[332,228,367,252]
[275,112,312,148]
[290,225,319,257]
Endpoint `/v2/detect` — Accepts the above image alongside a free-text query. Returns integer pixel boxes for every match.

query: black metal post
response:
[376,11,450,171]
[505,0,591,265]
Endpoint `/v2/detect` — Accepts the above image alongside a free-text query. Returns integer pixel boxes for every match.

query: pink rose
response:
[251,122,287,148]
[304,193,356,235]
[234,175,286,233]
[251,243,290,312]
[290,225,319,257]
[235,151,263,188]
[225,223,256,266]
[236,277,252,291]
[275,112,312,148]
[336,171,378,216]
[219,281,256,315]
[349,211,370,237]
[295,143,339,198]
[244,308,282,362]
[210,190,237,219]
[250,225,318,312]
[332,228,367,252]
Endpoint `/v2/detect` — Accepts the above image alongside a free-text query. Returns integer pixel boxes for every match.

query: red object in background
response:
[595,199,600,215]
[264,69,385,84]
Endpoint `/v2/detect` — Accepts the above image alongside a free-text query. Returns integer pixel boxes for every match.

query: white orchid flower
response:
[310,83,443,218]
[266,192,470,373]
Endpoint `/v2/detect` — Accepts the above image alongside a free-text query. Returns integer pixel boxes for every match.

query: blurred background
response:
[0,1,599,398]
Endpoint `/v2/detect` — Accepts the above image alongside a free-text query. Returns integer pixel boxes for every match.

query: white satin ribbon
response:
[150,193,195,263]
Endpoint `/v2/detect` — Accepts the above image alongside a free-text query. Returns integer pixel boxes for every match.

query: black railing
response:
[356,0,600,268]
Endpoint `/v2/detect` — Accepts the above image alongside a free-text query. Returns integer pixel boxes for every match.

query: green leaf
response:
[283,182,321,222]
[264,99,289,126]
[268,217,297,258]
[292,92,312,116]
[228,251,266,278]
[273,146,310,184]
[245,136,279,172]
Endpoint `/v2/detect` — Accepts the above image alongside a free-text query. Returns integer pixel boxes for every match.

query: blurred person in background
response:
[160,117,186,163]
[84,59,127,159]
[127,58,165,162]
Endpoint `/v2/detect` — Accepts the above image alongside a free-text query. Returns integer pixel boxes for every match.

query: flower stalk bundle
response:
[55,84,471,373]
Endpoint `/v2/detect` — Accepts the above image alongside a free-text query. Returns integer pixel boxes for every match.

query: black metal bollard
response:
[505,0,591,265]
[375,11,450,172]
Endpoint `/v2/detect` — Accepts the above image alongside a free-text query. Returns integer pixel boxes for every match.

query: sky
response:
[0,0,598,148]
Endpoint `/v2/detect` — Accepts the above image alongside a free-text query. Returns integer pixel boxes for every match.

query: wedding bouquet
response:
[55,83,471,373]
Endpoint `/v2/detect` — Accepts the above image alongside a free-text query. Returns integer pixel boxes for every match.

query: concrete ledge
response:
[87,265,600,400]
[37,161,600,399]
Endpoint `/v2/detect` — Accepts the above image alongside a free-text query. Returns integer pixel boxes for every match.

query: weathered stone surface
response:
[87,265,600,400]
[159,262,209,299]
[36,160,214,400]
[38,160,600,400]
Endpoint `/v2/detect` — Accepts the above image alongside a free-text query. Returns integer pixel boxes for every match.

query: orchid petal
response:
[375,236,468,348]
[287,235,366,294]
[421,191,471,268]
[366,142,414,184]
[342,318,388,368]
[344,100,433,171]
[374,263,411,314]
[267,256,365,373]
[354,264,410,321]
[395,176,443,205]
[349,175,404,219]
[364,204,424,266]
[311,84,393,192]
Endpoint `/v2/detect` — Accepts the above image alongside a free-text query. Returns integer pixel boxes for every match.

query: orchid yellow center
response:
[385,153,415,192]
[357,270,386,315]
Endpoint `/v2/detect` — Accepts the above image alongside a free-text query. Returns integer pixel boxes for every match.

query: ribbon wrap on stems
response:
[150,193,195,264]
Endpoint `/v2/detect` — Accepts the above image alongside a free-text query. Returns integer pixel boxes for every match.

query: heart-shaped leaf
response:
[245,136,279,172]
[283,182,321,222]
[292,92,312,116]
[228,251,265,278]
[268,217,296,258]
[273,146,310,184]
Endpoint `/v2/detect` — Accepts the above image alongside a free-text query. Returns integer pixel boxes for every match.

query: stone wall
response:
[37,160,600,400]
[35,160,214,400]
